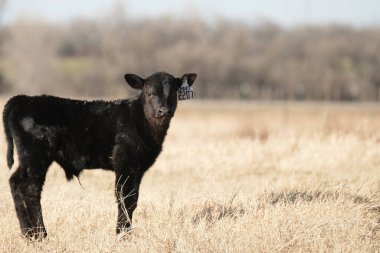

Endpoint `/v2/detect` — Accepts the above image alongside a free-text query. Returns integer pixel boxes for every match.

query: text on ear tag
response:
[177,79,194,100]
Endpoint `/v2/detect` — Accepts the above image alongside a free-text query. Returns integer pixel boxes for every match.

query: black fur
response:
[3,71,197,239]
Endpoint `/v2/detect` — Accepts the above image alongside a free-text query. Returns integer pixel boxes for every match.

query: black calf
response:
[3,71,197,239]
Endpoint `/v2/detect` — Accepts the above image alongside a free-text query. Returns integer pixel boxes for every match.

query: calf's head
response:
[124,72,197,123]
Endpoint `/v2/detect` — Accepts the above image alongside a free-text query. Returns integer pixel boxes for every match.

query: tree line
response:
[0,10,380,100]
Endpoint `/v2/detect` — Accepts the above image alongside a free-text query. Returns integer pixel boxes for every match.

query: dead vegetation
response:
[0,100,379,252]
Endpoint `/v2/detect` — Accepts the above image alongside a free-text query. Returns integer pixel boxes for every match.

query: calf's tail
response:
[3,97,15,169]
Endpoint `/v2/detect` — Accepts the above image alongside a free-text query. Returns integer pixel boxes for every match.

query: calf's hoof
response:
[22,227,47,241]
[116,225,132,235]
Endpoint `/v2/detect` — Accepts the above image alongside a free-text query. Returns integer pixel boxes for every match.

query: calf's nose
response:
[158,107,172,117]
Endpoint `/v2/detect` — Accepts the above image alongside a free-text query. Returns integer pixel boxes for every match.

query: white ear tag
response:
[177,79,194,100]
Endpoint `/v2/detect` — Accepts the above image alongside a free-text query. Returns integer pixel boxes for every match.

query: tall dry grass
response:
[0,99,379,252]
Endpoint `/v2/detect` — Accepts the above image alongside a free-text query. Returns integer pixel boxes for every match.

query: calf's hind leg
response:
[9,163,50,239]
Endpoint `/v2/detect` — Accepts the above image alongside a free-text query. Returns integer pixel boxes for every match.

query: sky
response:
[1,0,380,27]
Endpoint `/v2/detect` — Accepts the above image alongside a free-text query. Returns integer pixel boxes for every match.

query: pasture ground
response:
[0,99,379,252]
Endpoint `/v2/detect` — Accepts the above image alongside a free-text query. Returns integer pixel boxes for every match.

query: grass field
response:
[0,99,379,252]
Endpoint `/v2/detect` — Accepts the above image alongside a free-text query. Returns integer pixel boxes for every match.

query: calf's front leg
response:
[114,171,142,234]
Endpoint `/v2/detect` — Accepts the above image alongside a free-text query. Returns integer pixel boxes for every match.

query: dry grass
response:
[0,99,379,252]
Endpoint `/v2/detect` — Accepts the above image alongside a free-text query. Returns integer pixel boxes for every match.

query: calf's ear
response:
[124,74,144,89]
[180,73,197,86]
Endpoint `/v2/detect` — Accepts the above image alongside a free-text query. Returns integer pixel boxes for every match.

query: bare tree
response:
[0,0,6,20]
[0,0,8,91]
[3,19,60,94]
